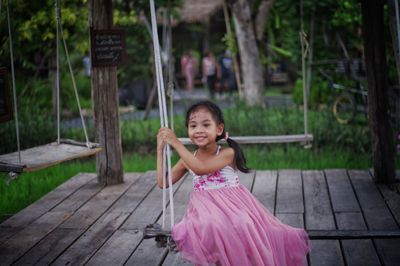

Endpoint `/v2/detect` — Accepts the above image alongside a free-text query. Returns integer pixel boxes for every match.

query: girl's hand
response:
[157,131,166,152]
[158,127,179,149]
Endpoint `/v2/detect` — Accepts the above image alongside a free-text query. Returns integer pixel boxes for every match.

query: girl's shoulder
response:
[218,147,235,162]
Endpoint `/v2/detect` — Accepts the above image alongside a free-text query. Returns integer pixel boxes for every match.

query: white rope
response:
[6,0,21,162]
[55,0,61,144]
[55,0,90,146]
[150,0,175,230]
[300,0,309,139]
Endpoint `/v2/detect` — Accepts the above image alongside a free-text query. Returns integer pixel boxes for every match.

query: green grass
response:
[245,146,372,169]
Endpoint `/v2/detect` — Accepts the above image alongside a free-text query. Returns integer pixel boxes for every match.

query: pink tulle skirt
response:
[172,185,311,266]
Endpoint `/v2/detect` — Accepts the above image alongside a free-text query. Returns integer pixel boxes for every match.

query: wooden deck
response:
[0,170,399,265]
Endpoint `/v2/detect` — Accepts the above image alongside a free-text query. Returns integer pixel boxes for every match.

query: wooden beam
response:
[308,229,400,240]
[361,0,396,183]
[89,0,124,185]
[178,134,313,145]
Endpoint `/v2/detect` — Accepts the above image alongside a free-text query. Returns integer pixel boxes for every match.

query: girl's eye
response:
[203,124,210,127]
[190,125,196,129]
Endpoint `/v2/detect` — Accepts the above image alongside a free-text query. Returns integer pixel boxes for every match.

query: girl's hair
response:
[185,101,250,173]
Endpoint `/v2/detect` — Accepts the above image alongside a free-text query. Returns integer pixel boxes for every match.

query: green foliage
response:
[222,32,238,56]
[292,77,331,107]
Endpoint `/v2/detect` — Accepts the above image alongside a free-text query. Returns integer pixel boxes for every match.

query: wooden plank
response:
[0,211,72,265]
[377,183,400,226]
[105,173,151,213]
[127,176,193,265]
[342,239,381,266]
[50,178,104,213]
[349,170,400,265]
[325,169,360,212]
[348,170,397,229]
[120,174,186,231]
[239,170,255,191]
[326,169,381,266]
[178,134,313,145]
[304,170,342,266]
[0,173,96,229]
[0,227,19,245]
[84,172,159,266]
[309,240,344,266]
[59,174,138,229]
[0,143,101,172]
[162,250,192,266]
[16,173,148,266]
[276,213,304,228]
[374,239,400,266]
[275,170,303,213]
[252,170,277,214]
[52,211,130,266]
[85,229,142,266]
[303,170,335,230]
[307,229,400,239]
[87,175,187,265]
[13,228,84,266]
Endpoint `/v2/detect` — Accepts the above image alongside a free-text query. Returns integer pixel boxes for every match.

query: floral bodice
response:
[190,146,240,192]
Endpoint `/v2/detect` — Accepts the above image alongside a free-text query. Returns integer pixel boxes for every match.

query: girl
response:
[157,101,310,266]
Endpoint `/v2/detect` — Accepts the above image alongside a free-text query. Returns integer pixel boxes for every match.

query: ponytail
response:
[217,132,250,173]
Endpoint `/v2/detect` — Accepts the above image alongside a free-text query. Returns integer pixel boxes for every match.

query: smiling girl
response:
[157,101,310,265]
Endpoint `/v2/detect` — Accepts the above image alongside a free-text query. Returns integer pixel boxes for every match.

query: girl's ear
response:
[217,123,224,136]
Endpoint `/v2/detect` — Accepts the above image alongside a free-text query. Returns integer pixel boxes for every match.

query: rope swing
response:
[0,0,101,178]
[149,0,175,230]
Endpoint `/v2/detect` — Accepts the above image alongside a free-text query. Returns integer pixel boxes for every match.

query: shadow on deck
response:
[0,170,399,265]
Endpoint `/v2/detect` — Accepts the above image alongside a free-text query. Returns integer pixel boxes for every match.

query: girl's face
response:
[187,108,224,148]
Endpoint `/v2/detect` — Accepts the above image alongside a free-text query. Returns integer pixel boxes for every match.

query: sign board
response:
[0,67,13,123]
[90,29,127,67]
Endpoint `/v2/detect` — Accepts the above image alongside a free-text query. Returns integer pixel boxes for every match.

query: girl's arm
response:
[158,128,234,175]
[157,134,188,188]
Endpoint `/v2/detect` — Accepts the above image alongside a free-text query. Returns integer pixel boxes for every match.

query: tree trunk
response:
[387,0,400,84]
[361,0,395,184]
[89,0,123,185]
[231,0,264,106]
[255,0,275,42]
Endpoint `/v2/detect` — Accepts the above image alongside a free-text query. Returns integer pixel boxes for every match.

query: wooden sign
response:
[90,29,127,67]
[0,67,13,123]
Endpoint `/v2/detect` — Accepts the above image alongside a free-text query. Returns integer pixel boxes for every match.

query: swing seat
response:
[178,134,314,145]
[0,139,101,173]
[143,223,176,249]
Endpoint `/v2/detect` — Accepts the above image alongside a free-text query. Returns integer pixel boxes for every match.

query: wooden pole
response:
[361,0,395,184]
[89,0,124,185]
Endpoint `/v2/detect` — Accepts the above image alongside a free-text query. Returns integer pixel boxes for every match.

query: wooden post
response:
[89,0,124,185]
[361,0,395,183]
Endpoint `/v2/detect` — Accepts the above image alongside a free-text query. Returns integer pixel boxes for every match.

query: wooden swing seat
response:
[0,139,101,173]
[178,134,314,145]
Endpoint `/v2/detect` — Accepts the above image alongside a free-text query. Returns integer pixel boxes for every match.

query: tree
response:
[231,0,265,106]
[89,0,124,185]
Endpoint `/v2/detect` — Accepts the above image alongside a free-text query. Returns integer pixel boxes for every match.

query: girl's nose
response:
[194,127,204,133]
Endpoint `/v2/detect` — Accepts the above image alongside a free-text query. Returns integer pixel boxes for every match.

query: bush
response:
[292,77,331,108]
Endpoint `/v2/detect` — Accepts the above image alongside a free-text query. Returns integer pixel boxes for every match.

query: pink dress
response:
[172,146,311,266]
